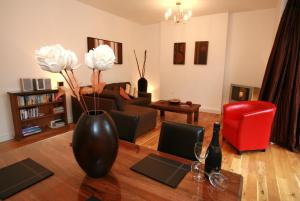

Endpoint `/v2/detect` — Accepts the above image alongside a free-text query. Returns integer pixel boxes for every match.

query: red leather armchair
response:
[222,101,276,154]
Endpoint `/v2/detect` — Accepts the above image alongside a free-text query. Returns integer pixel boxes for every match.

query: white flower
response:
[64,50,80,70]
[85,45,115,71]
[35,44,79,73]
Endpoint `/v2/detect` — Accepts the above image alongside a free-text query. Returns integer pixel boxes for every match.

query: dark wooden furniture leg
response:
[160,110,165,117]
[187,113,193,124]
[194,110,199,122]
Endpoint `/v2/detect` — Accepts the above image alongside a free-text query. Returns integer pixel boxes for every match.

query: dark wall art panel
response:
[87,37,123,64]
[194,41,209,65]
[173,42,186,65]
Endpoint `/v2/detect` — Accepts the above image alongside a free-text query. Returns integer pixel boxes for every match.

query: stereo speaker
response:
[44,79,52,90]
[20,78,33,92]
[33,79,45,91]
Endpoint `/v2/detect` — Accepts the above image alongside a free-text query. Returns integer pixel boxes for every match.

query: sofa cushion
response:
[125,97,150,106]
[123,104,157,136]
[104,82,130,91]
[100,89,124,111]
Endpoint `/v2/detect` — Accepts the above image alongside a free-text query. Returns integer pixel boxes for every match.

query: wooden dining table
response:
[0,132,243,201]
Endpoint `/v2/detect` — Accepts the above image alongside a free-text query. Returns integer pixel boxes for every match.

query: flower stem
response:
[60,72,86,112]
[93,69,96,114]
[97,70,101,111]
[70,69,88,112]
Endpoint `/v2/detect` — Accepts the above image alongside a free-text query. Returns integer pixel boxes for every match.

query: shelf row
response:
[17,93,58,107]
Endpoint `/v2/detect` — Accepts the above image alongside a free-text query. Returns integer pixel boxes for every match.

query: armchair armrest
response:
[223,102,251,120]
[238,109,275,149]
[109,110,140,143]
[243,108,276,117]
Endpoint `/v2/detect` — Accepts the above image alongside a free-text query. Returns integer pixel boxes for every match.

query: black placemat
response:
[130,153,190,188]
[87,196,102,201]
[0,158,54,200]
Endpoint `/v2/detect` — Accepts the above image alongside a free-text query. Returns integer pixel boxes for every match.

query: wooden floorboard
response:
[0,112,299,201]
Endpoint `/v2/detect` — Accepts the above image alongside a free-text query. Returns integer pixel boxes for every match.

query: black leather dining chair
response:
[157,121,205,161]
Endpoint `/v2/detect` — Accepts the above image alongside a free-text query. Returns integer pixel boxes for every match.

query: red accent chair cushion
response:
[222,101,276,152]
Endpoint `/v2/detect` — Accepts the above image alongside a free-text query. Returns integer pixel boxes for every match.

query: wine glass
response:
[191,161,202,182]
[205,171,227,191]
[194,142,206,163]
[191,142,207,181]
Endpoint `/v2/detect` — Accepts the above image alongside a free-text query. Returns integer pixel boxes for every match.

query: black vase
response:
[138,77,148,93]
[72,110,119,178]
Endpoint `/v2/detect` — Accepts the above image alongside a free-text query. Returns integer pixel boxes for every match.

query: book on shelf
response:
[19,107,39,120]
[17,96,25,107]
[22,126,42,136]
[53,106,64,114]
[22,125,40,132]
[49,119,66,129]
[23,129,42,136]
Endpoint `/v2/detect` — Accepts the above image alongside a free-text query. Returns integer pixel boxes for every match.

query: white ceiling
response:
[77,0,278,25]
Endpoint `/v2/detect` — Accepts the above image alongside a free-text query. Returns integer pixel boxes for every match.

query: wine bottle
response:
[204,122,222,178]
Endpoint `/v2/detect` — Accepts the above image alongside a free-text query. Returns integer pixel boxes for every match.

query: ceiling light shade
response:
[183,14,188,21]
[164,2,192,24]
[165,12,169,20]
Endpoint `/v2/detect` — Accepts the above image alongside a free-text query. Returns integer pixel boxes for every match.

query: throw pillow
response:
[125,83,131,94]
[133,87,138,98]
[120,87,131,100]
[129,86,134,96]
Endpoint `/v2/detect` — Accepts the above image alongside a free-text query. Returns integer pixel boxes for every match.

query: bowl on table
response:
[168,99,181,105]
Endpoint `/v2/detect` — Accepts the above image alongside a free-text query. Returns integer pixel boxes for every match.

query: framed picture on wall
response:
[194,41,209,65]
[87,37,123,64]
[173,42,186,65]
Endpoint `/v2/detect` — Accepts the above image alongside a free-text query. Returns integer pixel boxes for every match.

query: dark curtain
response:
[259,0,300,152]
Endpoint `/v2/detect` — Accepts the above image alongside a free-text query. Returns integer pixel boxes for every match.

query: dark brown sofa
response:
[72,82,157,143]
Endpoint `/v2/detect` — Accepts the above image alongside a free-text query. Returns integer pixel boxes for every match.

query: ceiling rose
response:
[164,2,192,24]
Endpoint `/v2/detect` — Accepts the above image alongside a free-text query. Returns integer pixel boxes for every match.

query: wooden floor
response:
[0,112,299,201]
[135,112,300,201]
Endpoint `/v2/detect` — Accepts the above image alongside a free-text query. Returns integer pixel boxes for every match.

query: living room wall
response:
[132,24,161,101]
[0,0,142,142]
[159,13,229,113]
[157,9,276,112]
[0,0,280,142]
[222,9,276,103]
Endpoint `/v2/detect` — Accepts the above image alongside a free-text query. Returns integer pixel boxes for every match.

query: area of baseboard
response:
[0,133,13,143]
[200,107,221,114]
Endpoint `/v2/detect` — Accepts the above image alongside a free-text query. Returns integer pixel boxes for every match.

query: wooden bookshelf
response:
[8,89,69,140]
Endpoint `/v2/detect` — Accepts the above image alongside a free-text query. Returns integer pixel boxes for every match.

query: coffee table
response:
[150,100,201,124]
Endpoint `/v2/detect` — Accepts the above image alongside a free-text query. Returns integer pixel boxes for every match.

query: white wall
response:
[159,13,229,113]
[158,9,276,110]
[275,0,288,28]
[132,24,161,101]
[222,9,276,103]
[0,0,141,142]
